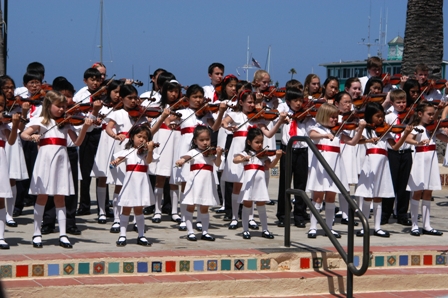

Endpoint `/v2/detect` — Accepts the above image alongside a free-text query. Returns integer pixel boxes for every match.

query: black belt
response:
[292,148,308,153]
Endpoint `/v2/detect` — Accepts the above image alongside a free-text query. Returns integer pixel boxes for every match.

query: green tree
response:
[288,68,297,79]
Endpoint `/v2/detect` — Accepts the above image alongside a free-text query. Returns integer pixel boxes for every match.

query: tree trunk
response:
[402,0,443,78]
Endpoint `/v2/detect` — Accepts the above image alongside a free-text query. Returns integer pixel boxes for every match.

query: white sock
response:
[170,189,179,215]
[325,202,335,230]
[113,192,120,223]
[357,197,364,210]
[200,211,209,235]
[339,194,348,220]
[185,210,194,234]
[0,208,6,243]
[249,204,255,221]
[5,185,16,222]
[231,194,239,220]
[180,192,187,222]
[97,187,107,216]
[373,202,381,231]
[135,214,145,237]
[410,199,419,231]
[242,205,251,231]
[119,214,129,237]
[56,207,67,236]
[154,188,163,214]
[34,204,45,237]
[196,211,202,224]
[421,200,432,231]
[257,205,268,231]
[220,180,226,208]
[362,200,371,222]
[309,202,322,230]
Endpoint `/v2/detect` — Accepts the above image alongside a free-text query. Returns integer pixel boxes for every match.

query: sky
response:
[3,0,448,92]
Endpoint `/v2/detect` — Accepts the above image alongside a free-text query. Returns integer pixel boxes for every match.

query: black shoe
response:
[98,214,107,224]
[248,220,259,230]
[340,218,359,226]
[242,231,251,239]
[277,220,285,227]
[267,200,275,205]
[422,229,443,236]
[143,206,154,215]
[215,208,226,214]
[161,207,171,215]
[178,222,187,231]
[67,227,81,236]
[151,213,162,223]
[105,209,114,218]
[171,214,182,223]
[374,229,390,238]
[110,222,120,233]
[13,208,22,217]
[59,236,73,249]
[325,230,341,239]
[410,229,420,236]
[262,230,274,239]
[116,236,127,246]
[397,219,412,226]
[187,233,197,241]
[295,221,306,228]
[228,220,238,229]
[6,220,17,227]
[133,223,138,233]
[32,235,43,248]
[223,215,232,221]
[307,229,317,239]
[137,236,151,246]
[0,240,9,250]
[196,222,203,231]
[201,233,215,241]
[76,208,90,216]
[356,230,364,237]
[41,226,54,235]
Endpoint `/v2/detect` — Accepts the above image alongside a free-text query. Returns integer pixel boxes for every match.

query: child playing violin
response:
[321,76,339,105]
[21,91,94,249]
[303,74,321,100]
[307,103,366,239]
[203,62,224,101]
[233,127,282,240]
[175,126,223,241]
[355,102,412,238]
[406,102,448,237]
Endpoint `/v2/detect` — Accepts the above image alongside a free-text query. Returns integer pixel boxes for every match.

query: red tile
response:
[423,255,433,266]
[300,258,310,269]
[165,260,176,273]
[191,273,235,281]
[2,279,40,288]
[151,275,198,283]
[16,265,28,277]
[36,278,82,287]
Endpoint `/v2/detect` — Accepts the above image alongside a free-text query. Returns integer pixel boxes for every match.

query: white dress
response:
[238,151,270,203]
[355,130,395,198]
[91,105,115,178]
[307,124,348,193]
[407,126,441,191]
[0,125,13,198]
[28,117,75,196]
[181,148,219,206]
[115,148,154,207]
[5,106,28,180]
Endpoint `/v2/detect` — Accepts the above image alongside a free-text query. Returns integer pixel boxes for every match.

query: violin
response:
[425,119,448,133]
[353,93,387,109]
[194,103,220,118]
[396,107,416,122]
[1,112,29,124]
[381,73,402,85]
[246,108,279,121]
[137,142,160,155]
[128,107,181,119]
[421,79,447,92]
[367,123,408,136]
[341,110,364,121]
[66,103,93,114]
[170,97,189,111]
[54,115,86,126]
[119,78,143,87]
[201,147,227,157]
[255,149,284,157]
[6,96,43,108]
[331,122,358,133]
[28,89,48,101]
[290,107,318,121]
[303,98,326,109]
[91,87,108,102]
[261,86,286,99]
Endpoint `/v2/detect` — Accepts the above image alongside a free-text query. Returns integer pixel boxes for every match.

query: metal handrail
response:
[284,136,370,297]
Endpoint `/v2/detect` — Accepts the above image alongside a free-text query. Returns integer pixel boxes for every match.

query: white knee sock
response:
[56,207,67,236]
[170,189,179,215]
[339,194,348,220]
[135,214,145,237]
[180,192,187,222]
[0,208,6,243]
[373,202,381,231]
[200,211,209,235]
[410,199,419,231]
[357,197,364,210]
[231,194,239,220]
[309,202,322,230]
[257,205,268,231]
[5,185,16,222]
[113,192,120,223]
[185,210,194,234]
[34,204,45,237]
[325,202,335,230]
[362,200,370,221]
[421,200,432,231]
[242,206,251,231]
[119,214,129,237]
[97,187,107,216]
[154,188,163,214]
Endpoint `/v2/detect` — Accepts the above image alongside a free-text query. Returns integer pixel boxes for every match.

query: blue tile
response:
[193,260,204,271]
[221,259,231,271]
[353,256,360,267]
[399,255,408,266]
[151,262,161,273]
[374,256,384,267]
[48,264,59,276]
[108,262,119,274]
[137,262,148,273]
[247,259,257,270]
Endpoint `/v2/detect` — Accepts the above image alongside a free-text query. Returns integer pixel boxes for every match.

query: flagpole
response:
[246,36,250,81]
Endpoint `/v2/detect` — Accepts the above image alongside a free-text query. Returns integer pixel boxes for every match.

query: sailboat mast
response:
[246,36,250,81]
[100,0,103,63]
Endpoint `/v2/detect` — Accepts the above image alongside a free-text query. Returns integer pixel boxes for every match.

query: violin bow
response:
[235,106,267,131]
[175,101,210,129]
[399,86,429,124]
[252,146,270,158]
[7,90,31,113]
[428,119,442,144]
[35,114,77,140]
[174,146,215,168]
[109,143,147,169]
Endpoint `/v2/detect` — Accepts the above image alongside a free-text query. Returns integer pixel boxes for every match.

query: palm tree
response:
[288,68,297,80]
[402,0,443,78]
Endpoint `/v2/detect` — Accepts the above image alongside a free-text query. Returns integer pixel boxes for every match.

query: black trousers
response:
[222,134,234,218]
[78,128,101,211]
[276,146,308,222]
[15,140,39,211]
[42,147,79,229]
[383,149,412,221]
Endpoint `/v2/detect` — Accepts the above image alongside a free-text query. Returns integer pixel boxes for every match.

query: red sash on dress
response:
[190,164,213,171]
[366,148,388,156]
[316,144,340,153]
[415,144,436,153]
[39,138,67,147]
[244,164,265,171]
[126,164,148,172]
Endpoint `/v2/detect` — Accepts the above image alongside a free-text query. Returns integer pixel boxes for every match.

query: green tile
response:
[247,259,257,270]
[374,256,384,267]
[78,263,90,274]
[108,262,120,274]
[221,259,231,271]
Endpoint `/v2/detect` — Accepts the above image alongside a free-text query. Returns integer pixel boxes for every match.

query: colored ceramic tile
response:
[247,259,257,271]
[123,262,134,273]
[234,259,244,270]
[137,262,148,273]
[151,261,162,273]
[411,255,420,266]
[93,262,105,275]
[193,260,204,272]
[63,263,75,275]
[221,259,231,271]
[423,255,433,266]
[436,255,446,265]
[300,258,310,269]
[261,259,271,270]
[207,260,218,271]
[108,262,119,274]
[166,261,176,273]
[387,256,396,266]
[48,264,59,276]
[374,256,384,267]
[179,260,190,272]
[0,265,12,278]
[78,263,90,274]
[32,264,44,277]
[313,257,323,269]
[353,256,360,267]
[16,265,28,277]
[399,255,408,266]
